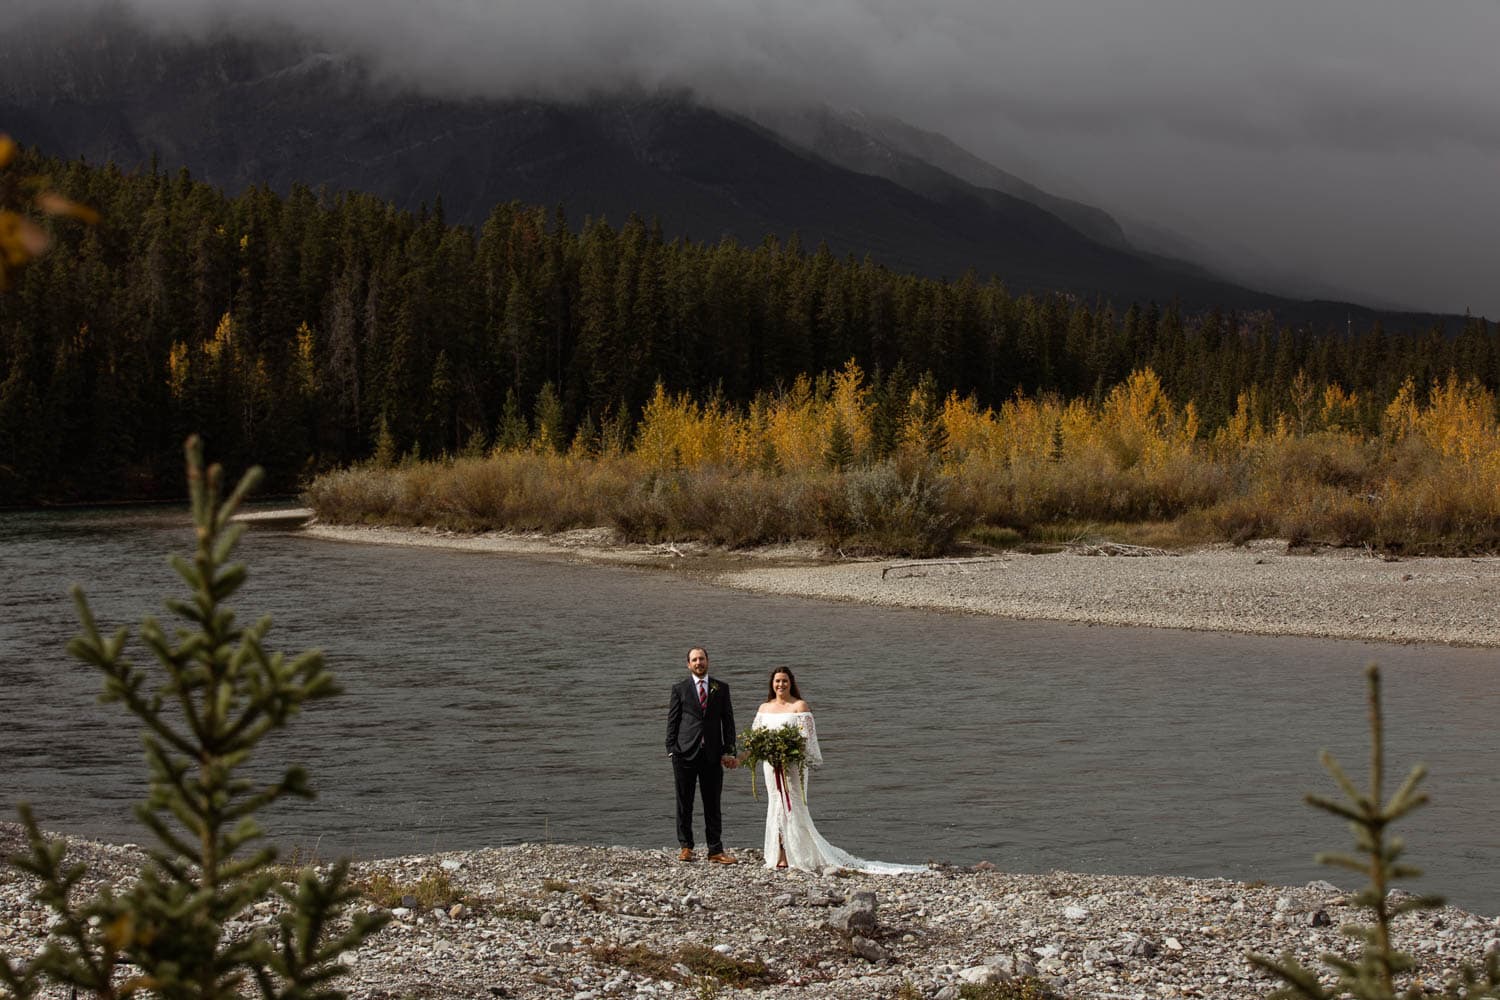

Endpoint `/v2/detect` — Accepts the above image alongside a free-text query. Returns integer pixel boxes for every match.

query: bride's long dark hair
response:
[765,667,804,701]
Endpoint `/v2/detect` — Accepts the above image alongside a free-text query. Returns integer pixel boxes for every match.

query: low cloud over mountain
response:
[6,0,1498,317]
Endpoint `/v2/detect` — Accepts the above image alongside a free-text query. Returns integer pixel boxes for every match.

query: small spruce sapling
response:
[824,415,855,472]
[1248,664,1500,1000]
[0,436,387,1000]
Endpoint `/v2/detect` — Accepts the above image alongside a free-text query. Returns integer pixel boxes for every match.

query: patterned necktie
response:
[697,680,707,709]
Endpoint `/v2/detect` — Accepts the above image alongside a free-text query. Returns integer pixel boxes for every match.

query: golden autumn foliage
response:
[0,132,98,290]
[1319,383,1361,433]
[203,311,236,369]
[625,364,1209,481]
[294,321,318,397]
[166,341,190,400]
[308,363,1500,557]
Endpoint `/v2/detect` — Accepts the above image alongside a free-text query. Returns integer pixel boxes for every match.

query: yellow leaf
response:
[104,913,136,951]
[0,210,50,264]
[36,190,100,224]
[119,975,162,997]
[0,133,15,168]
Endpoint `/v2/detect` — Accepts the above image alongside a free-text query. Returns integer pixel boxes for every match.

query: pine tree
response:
[532,381,565,454]
[868,362,910,461]
[824,413,855,471]
[459,427,489,459]
[599,400,633,457]
[1249,665,1500,1000]
[371,413,397,468]
[426,349,455,455]
[569,410,599,458]
[1,437,386,1000]
[494,387,529,453]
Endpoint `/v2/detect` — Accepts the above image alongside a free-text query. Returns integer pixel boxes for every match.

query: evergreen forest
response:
[2,149,1498,525]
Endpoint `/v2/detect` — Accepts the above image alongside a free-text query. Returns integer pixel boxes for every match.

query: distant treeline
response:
[1,149,1496,503]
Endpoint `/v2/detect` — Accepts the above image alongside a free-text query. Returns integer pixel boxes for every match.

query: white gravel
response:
[717,542,1500,647]
[302,522,1500,647]
[4,831,1497,1000]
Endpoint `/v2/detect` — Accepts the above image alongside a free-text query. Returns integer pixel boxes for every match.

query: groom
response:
[665,646,739,864]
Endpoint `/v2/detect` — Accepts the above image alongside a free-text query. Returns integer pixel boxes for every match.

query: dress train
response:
[751,710,927,875]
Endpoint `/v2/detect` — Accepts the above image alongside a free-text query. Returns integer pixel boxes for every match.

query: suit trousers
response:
[672,750,724,854]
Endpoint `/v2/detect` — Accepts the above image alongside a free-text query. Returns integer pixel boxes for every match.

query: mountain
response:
[0,17,1458,328]
[746,105,1131,252]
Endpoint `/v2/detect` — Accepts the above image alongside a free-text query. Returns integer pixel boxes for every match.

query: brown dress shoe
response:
[706,852,739,865]
[678,847,695,862]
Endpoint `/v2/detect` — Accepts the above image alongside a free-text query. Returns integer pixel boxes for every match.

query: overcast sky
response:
[31,0,1500,317]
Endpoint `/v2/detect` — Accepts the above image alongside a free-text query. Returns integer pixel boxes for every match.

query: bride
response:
[748,667,927,875]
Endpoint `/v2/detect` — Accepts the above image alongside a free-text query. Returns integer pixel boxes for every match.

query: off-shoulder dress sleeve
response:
[799,712,823,766]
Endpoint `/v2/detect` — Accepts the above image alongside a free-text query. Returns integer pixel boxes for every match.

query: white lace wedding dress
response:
[751,711,928,875]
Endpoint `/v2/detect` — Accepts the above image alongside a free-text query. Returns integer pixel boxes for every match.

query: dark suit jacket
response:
[666,676,737,761]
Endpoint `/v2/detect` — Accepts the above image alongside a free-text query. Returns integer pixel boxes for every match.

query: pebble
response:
[4,827,1496,1000]
[719,543,1500,647]
[850,935,889,963]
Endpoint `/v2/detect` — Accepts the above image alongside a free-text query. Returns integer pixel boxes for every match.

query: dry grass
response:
[958,979,1066,1000]
[306,367,1500,557]
[591,943,778,987]
[357,870,464,909]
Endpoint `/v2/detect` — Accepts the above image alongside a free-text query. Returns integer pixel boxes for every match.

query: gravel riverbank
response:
[301,523,1500,648]
[4,829,1497,1000]
[718,542,1500,647]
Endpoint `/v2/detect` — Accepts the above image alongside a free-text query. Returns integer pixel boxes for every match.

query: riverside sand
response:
[302,523,1500,648]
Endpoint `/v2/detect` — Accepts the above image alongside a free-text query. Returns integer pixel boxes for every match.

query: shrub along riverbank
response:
[304,364,1500,557]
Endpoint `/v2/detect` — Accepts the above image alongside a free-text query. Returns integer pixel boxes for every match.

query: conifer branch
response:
[3,435,384,998]
[1247,663,1500,1000]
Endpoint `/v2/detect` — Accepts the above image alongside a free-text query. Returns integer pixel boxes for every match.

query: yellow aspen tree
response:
[294,322,318,398]
[166,341,191,401]
[828,359,874,461]
[1381,377,1421,443]
[1214,389,1263,455]
[204,311,235,371]
[1416,376,1495,464]
[939,391,993,470]
[1319,384,1360,433]
[765,375,822,473]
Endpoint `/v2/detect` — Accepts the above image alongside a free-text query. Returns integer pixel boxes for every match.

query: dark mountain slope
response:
[0,22,1458,329]
[746,104,1131,251]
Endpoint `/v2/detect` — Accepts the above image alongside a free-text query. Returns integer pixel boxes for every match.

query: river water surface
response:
[2,507,1498,914]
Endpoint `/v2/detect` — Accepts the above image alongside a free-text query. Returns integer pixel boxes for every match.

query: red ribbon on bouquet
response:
[773,764,792,811]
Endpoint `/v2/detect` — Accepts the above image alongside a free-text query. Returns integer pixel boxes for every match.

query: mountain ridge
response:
[0,19,1463,330]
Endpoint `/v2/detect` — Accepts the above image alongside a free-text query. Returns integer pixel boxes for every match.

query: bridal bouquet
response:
[739,723,808,809]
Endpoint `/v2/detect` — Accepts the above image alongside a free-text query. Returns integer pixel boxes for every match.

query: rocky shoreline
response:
[300,523,1500,648]
[3,829,1497,1000]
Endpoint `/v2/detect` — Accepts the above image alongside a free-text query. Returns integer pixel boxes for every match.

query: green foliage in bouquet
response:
[738,724,808,802]
[1248,664,1500,1000]
[0,437,387,1000]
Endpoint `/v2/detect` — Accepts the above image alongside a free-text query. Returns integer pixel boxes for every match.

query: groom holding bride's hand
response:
[666,646,739,864]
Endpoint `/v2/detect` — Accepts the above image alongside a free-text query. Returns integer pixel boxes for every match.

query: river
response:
[2,506,1497,914]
